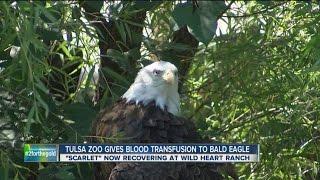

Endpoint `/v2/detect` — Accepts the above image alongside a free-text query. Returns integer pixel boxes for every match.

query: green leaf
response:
[40,6,62,23]
[35,92,50,118]
[125,47,141,61]
[25,106,35,134]
[257,1,273,6]
[106,49,125,60]
[102,66,130,87]
[0,156,9,180]
[131,1,162,11]
[72,7,82,19]
[35,76,49,94]
[0,33,16,51]
[63,103,97,136]
[84,67,95,90]
[36,28,63,42]
[14,172,19,180]
[124,23,133,43]
[172,1,226,45]
[81,1,104,13]
[106,49,130,69]
[115,21,127,43]
[165,43,192,52]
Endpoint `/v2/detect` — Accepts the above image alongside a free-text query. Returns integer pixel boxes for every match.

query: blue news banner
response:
[24,144,259,163]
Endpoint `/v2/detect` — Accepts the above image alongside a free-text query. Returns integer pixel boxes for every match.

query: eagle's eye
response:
[153,69,162,76]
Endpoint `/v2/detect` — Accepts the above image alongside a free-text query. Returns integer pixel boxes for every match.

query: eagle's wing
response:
[91,100,237,180]
[92,100,196,143]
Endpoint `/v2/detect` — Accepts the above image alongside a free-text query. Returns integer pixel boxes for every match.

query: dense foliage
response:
[0,1,319,179]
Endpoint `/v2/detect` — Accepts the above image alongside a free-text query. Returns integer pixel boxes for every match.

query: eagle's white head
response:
[122,61,180,115]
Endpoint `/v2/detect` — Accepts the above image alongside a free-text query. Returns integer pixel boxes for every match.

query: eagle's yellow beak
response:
[163,70,175,85]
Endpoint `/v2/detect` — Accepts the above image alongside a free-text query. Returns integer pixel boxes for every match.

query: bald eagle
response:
[91,61,237,180]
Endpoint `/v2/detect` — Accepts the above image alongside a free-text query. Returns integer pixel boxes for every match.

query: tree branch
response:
[222,2,287,18]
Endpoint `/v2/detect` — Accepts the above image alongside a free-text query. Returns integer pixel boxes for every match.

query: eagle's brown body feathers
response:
[91,100,237,180]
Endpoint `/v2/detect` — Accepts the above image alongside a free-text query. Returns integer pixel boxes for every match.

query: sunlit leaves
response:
[183,1,320,179]
[0,1,92,178]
